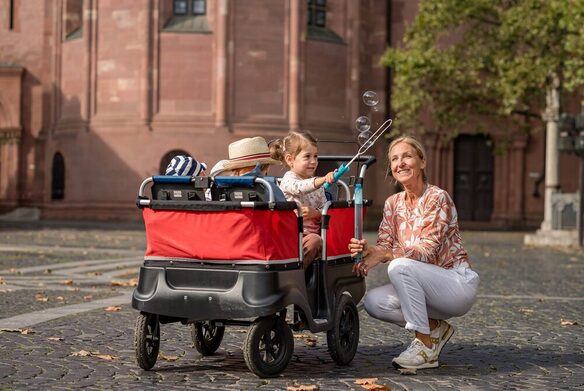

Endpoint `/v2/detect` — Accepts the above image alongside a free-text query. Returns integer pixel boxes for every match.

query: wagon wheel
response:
[327,294,359,365]
[134,312,160,370]
[243,315,294,378]
[191,321,225,355]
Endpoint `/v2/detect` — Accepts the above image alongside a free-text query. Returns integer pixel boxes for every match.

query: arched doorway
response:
[52,152,65,200]
[453,134,494,221]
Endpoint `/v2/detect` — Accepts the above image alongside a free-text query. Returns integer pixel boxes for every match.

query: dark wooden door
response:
[454,135,494,221]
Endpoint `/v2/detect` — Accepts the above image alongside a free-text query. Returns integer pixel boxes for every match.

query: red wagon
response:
[132,155,375,377]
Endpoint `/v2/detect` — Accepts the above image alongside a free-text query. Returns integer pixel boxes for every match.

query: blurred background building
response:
[0,0,579,229]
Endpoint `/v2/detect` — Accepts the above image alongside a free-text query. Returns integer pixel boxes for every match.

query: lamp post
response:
[558,111,584,247]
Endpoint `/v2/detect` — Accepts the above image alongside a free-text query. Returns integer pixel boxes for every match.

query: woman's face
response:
[389,142,426,187]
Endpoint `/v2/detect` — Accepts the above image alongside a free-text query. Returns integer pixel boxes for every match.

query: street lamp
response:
[558,110,584,247]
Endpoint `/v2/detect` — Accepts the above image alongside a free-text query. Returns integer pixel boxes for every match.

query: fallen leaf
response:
[83,295,93,301]
[35,293,49,302]
[287,385,319,391]
[8,267,17,273]
[105,306,122,312]
[293,333,311,339]
[56,296,65,301]
[518,308,534,314]
[71,350,116,360]
[67,287,81,292]
[48,337,64,341]
[159,354,179,361]
[94,354,116,361]
[110,278,138,287]
[560,319,578,326]
[62,279,74,285]
[0,277,4,284]
[86,271,102,276]
[361,385,391,391]
[0,289,15,293]
[44,269,52,274]
[304,337,317,347]
[355,378,378,385]
[21,329,35,335]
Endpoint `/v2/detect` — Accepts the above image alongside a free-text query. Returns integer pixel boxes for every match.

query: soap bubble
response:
[355,116,371,132]
[363,91,379,107]
[358,131,373,147]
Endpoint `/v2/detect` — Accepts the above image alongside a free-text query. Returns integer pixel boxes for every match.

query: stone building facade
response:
[0,0,579,228]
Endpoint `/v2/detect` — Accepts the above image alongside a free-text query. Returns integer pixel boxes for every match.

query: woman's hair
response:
[387,135,427,183]
[270,130,318,166]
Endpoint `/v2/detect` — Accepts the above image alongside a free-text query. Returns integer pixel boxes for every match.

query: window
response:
[173,0,206,16]
[63,0,83,41]
[51,153,65,200]
[192,0,206,15]
[9,0,14,30]
[173,0,187,15]
[164,0,210,33]
[307,0,326,28]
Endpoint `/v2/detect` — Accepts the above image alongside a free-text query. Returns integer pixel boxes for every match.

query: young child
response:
[271,130,335,267]
[165,155,207,177]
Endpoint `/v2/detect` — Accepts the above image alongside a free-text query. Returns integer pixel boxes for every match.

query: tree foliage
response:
[382,0,584,137]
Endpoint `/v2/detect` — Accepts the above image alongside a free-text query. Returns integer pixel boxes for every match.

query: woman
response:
[349,135,479,370]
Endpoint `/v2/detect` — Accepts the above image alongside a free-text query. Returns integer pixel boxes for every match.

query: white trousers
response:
[363,258,480,334]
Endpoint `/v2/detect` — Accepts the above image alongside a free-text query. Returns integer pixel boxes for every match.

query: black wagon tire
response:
[327,294,359,365]
[134,312,160,370]
[243,315,294,378]
[191,321,225,355]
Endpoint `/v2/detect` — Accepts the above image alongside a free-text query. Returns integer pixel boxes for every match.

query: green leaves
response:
[383,0,584,138]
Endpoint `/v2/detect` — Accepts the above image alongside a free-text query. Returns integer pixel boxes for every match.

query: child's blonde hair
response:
[270,130,318,167]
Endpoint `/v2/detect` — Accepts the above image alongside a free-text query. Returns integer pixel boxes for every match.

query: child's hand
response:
[301,206,320,220]
[323,170,336,184]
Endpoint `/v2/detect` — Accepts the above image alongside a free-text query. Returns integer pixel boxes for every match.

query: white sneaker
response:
[392,338,438,369]
[430,320,455,359]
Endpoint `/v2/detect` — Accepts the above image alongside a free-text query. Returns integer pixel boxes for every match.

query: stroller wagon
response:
[132,155,375,377]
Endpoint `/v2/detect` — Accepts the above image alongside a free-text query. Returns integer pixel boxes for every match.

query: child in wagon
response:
[165,155,207,177]
[270,130,335,267]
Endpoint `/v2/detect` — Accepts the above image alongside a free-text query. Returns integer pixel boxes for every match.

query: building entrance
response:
[454,134,494,221]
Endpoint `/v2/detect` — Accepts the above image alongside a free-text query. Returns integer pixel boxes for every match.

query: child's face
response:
[285,143,318,179]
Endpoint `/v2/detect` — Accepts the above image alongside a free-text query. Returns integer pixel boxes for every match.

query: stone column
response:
[288,0,301,131]
[510,134,528,223]
[541,75,561,231]
[348,1,360,124]
[215,0,229,127]
[524,74,578,245]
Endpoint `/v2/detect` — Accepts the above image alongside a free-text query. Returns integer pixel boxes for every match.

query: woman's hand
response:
[348,238,369,258]
[352,250,386,277]
[349,238,390,277]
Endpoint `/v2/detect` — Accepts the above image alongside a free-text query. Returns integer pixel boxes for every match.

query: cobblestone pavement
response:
[0,222,583,390]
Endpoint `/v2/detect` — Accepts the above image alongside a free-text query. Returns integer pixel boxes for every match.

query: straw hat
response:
[223,137,279,170]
